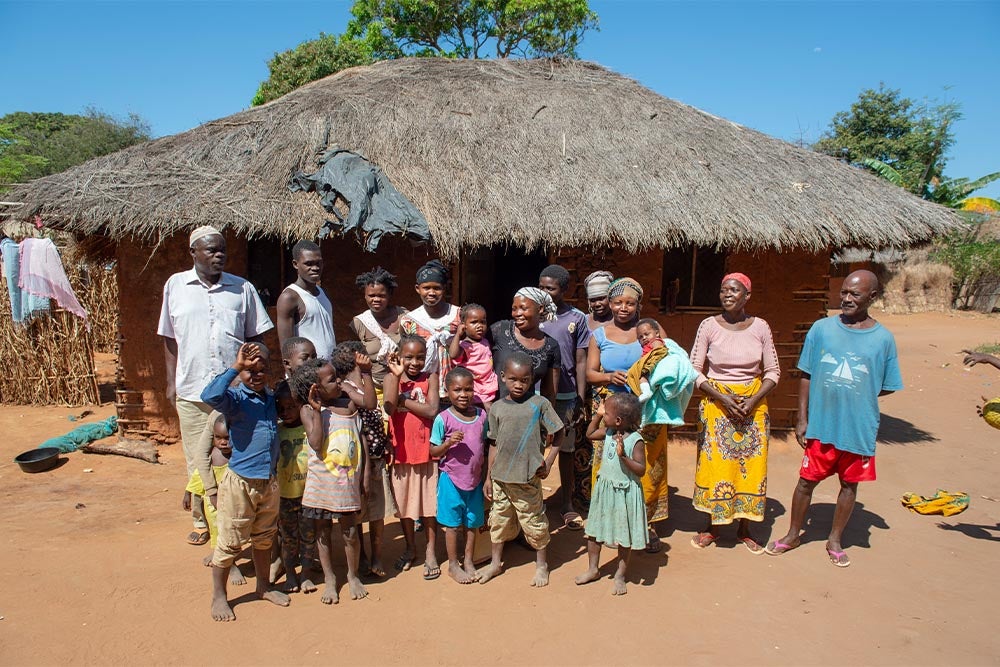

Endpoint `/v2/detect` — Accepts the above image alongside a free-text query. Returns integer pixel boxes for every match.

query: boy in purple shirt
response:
[538,264,591,529]
[430,367,488,584]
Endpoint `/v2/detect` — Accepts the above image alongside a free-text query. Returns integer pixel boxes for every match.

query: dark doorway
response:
[459,246,550,318]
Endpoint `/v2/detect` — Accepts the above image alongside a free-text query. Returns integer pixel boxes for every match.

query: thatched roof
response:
[5,58,958,257]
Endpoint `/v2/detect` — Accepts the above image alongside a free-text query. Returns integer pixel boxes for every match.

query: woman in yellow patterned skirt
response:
[688,273,780,553]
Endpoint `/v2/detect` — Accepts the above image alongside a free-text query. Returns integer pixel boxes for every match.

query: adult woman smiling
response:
[688,272,779,553]
[585,277,669,551]
[490,287,561,402]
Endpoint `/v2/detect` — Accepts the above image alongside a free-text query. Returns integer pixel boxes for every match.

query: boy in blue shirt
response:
[767,271,903,568]
[202,342,290,621]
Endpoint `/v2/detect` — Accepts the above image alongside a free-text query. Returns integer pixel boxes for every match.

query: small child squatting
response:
[576,393,648,595]
[477,352,563,587]
[201,343,290,622]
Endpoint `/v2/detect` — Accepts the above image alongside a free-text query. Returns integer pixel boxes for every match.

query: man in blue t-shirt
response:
[767,270,903,568]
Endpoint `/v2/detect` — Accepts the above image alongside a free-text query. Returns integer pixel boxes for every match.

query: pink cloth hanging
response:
[18,238,89,325]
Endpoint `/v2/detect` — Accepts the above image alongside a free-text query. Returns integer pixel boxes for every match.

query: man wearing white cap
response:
[157,226,274,545]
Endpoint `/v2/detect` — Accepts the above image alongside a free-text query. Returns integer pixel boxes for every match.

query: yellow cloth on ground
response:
[901,490,969,516]
[625,346,669,396]
[185,465,228,547]
[693,378,768,525]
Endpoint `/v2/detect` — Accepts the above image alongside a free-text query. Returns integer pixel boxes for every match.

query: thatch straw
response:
[4,58,959,258]
[879,262,955,314]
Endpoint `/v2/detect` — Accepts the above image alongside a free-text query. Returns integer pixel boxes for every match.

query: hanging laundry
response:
[1,236,51,323]
[18,237,88,324]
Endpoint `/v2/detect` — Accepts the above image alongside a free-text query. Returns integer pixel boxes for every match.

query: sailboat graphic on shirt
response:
[819,351,868,389]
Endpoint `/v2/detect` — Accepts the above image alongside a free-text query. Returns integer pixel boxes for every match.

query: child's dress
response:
[389,372,437,519]
[455,338,499,405]
[586,431,648,550]
[302,408,364,520]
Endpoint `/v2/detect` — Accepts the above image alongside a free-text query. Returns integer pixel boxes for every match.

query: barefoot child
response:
[291,357,371,604]
[201,343,289,622]
[478,352,563,587]
[183,414,247,585]
[448,303,498,410]
[429,367,488,584]
[281,336,317,378]
[383,334,441,579]
[576,393,647,596]
[274,381,318,594]
[333,341,397,578]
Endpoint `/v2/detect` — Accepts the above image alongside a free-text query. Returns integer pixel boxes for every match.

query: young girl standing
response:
[576,392,647,596]
[291,358,372,605]
[383,334,441,579]
[448,303,498,410]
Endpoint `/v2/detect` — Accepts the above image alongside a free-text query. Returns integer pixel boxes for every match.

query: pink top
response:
[689,316,780,386]
[456,339,499,403]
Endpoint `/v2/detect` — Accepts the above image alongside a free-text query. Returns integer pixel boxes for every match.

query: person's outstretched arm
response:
[964,350,1000,371]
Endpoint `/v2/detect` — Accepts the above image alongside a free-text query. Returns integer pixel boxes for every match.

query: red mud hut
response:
[5,58,957,442]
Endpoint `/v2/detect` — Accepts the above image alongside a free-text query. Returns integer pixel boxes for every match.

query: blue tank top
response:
[593,326,642,393]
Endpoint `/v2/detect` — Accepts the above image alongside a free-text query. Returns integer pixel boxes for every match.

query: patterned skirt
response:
[693,378,769,524]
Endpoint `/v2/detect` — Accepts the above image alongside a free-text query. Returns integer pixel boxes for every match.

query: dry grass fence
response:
[0,238,119,405]
[878,262,955,314]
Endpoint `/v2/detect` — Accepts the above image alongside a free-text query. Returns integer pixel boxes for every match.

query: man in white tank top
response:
[276,240,336,361]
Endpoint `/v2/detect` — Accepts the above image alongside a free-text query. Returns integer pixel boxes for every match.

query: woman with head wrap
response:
[583,270,615,331]
[400,259,460,395]
[585,277,669,551]
[688,273,779,553]
[489,286,561,403]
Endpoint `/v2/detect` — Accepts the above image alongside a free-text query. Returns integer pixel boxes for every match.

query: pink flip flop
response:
[765,539,798,556]
[827,548,851,568]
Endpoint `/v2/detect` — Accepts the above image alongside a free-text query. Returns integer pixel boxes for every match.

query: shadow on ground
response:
[878,413,938,445]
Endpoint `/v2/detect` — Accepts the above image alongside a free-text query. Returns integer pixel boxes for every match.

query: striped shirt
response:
[689,316,781,386]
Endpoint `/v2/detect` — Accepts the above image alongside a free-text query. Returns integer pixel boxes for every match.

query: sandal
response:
[423,564,441,580]
[644,532,662,554]
[690,532,717,549]
[393,552,415,572]
[739,536,765,554]
[765,539,799,556]
[827,548,851,568]
[562,512,584,531]
[187,530,209,546]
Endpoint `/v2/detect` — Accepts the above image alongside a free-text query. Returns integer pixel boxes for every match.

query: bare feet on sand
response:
[259,589,290,607]
[477,563,502,584]
[347,575,368,600]
[449,561,473,584]
[300,577,318,594]
[464,561,480,582]
[530,563,550,588]
[320,582,339,605]
[285,570,300,593]
[612,574,628,596]
[574,568,601,586]
[229,565,246,586]
[211,595,235,622]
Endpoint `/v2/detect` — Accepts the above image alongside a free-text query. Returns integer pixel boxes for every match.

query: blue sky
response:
[2,0,998,197]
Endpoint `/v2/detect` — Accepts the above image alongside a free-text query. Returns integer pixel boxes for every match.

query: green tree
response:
[251,33,383,107]
[814,85,958,198]
[0,109,150,190]
[252,0,598,105]
[346,0,598,58]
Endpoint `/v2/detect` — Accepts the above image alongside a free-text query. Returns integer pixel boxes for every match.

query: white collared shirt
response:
[157,268,273,402]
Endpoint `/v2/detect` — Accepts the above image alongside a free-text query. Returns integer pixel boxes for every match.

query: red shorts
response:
[799,439,876,483]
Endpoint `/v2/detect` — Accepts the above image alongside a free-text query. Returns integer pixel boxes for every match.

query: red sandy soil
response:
[1,311,998,666]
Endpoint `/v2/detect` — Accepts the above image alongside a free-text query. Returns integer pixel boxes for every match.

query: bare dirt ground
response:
[1,311,999,666]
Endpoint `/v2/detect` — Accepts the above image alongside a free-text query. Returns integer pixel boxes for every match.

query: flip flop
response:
[423,564,441,580]
[765,539,799,556]
[690,532,717,549]
[562,512,584,531]
[644,532,662,553]
[394,553,415,572]
[187,530,209,546]
[739,536,765,555]
[827,548,851,568]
